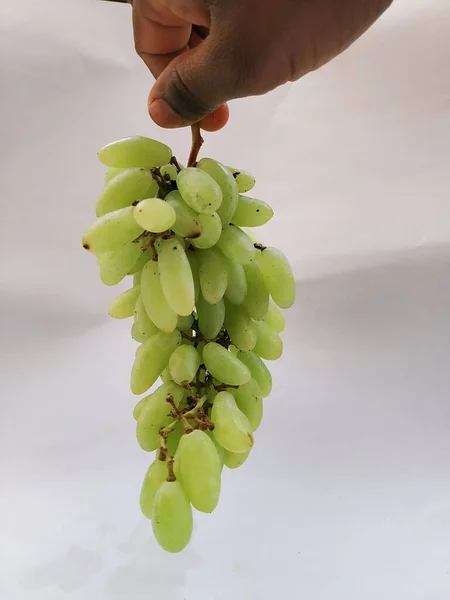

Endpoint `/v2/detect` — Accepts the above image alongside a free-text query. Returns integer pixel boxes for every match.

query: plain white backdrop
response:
[1,0,450,598]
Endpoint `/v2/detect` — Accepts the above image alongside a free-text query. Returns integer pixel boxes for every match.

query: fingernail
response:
[149,99,185,128]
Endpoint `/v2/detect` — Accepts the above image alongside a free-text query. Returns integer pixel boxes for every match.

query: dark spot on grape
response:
[232,172,240,179]
[256,209,260,212]
[83,243,90,250]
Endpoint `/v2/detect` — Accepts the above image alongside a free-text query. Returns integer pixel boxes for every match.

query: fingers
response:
[132,1,191,79]
[147,28,239,128]
[133,0,227,129]
[134,0,395,130]
[200,104,229,132]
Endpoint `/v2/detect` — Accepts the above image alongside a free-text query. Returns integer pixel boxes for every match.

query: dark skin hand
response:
[131,0,393,131]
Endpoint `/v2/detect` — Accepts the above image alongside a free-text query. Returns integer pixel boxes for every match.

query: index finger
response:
[132,0,228,131]
[132,0,192,77]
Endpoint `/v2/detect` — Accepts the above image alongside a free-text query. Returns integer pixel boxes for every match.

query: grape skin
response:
[83,136,295,553]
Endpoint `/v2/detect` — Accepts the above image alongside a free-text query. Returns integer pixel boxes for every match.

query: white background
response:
[1,0,450,598]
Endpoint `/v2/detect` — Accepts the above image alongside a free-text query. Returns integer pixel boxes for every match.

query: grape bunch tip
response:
[82,132,295,553]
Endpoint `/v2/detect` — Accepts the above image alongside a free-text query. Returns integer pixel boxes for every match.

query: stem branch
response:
[187,123,204,167]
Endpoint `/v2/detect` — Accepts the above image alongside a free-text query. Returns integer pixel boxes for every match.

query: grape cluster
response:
[82,135,295,553]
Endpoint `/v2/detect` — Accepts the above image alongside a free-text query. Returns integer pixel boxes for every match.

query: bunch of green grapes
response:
[82,135,295,553]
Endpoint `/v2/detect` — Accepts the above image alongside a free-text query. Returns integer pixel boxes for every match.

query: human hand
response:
[132,0,393,131]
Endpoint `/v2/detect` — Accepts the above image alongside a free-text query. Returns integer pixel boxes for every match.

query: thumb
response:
[148,38,237,128]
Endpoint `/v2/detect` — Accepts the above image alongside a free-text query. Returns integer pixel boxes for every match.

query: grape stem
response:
[169,156,182,172]
[187,123,204,167]
[133,231,150,243]
[165,458,176,482]
[166,394,194,434]
[254,243,267,251]
[140,234,159,261]
[214,384,239,392]
[184,394,214,431]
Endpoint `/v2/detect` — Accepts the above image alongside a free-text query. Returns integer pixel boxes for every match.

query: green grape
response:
[136,382,185,450]
[158,238,195,317]
[131,321,146,343]
[134,296,159,339]
[231,194,274,227]
[127,248,152,275]
[82,206,144,254]
[140,459,167,519]
[133,396,148,420]
[98,136,172,169]
[233,378,263,431]
[169,345,200,385]
[165,191,202,238]
[160,163,178,181]
[224,300,257,351]
[160,366,173,383]
[207,430,225,467]
[177,314,194,331]
[190,212,222,249]
[96,168,158,217]
[217,225,255,265]
[133,198,176,233]
[196,295,225,340]
[237,350,272,397]
[186,250,200,302]
[177,167,223,214]
[151,481,193,553]
[265,302,285,333]
[229,345,239,356]
[211,391,254,453]
[228,168,255,194]
[197,248,228,305]
[196,158,238,226]
[224,257,247,305]
[223,448,251,469]
[131,331,181,395]
[108,286,140,319]
[252,321,283,360]
[256,247,295,309]
[97,242,142,286]
[203,342,251,385]
[242,261,269,320]
[177,430,221,513]
[104,166,125,185]
[140,260,178,332]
